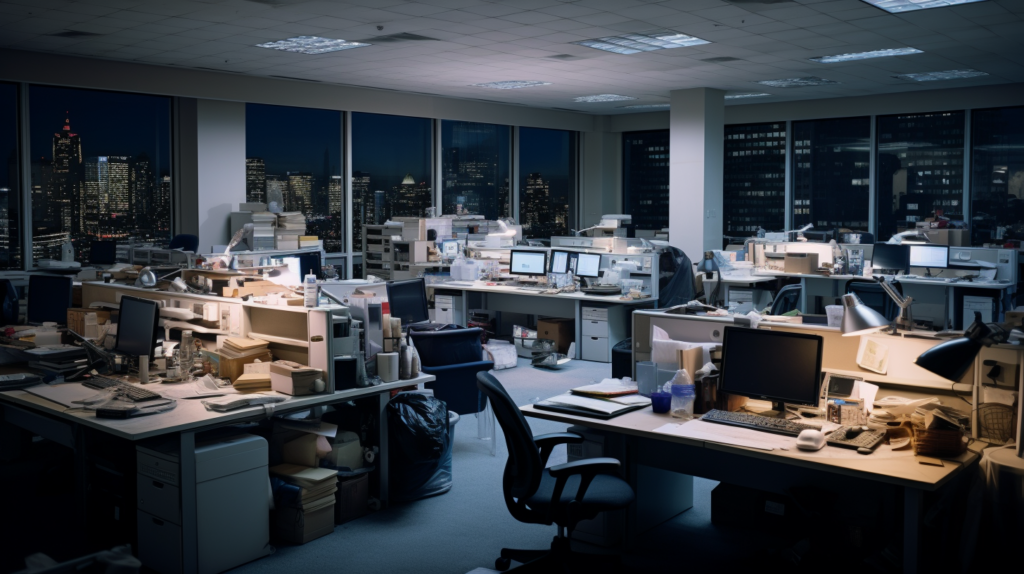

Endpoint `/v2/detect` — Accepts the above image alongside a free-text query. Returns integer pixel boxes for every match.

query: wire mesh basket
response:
[977,403,1018,445]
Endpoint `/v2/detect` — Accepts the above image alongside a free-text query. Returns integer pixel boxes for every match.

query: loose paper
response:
[856,337,889,374]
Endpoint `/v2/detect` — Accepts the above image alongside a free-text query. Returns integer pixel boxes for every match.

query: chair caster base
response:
[495,557,511,571]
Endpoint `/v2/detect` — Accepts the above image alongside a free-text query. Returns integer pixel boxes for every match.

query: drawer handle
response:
[591,337,599,341]
[152,481,164,489]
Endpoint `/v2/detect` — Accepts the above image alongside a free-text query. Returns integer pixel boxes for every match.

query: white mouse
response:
[796,429,826,451]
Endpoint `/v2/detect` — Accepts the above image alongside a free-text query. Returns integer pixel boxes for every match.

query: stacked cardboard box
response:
[270,464,338,544]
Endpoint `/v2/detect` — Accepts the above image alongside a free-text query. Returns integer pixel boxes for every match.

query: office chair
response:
[410,328,496,454]
[476,372,635,572]
[845,278,901,321]
[769,284,801,315]
[0,279,18,325]
[168,234,199,252]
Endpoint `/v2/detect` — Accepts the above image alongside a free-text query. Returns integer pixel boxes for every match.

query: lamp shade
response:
[914,337,983,382]
[840,293,889,336]
[697,252,719,275]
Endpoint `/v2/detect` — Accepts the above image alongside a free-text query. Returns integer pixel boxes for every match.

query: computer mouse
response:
[796,429,826,451]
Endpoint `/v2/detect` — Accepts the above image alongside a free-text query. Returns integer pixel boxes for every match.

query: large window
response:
[723,123,786,237]
[623,130,669,231]
[792,117,870,232]
[0,83,19,269]
[519,127,576,238]
[245,104,343,253]
[29,86,171,263]
[441,120,510,220]
[971,106,1024,245]
[352,113,433,250]
[876,111,964,241]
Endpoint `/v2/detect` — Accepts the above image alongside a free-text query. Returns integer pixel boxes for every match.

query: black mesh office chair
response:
[769,284,802,315]
[845,278,901,321]
[476,372,635,572]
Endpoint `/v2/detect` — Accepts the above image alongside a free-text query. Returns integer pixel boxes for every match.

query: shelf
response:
[161,320,228,335]
[247,332,310,348]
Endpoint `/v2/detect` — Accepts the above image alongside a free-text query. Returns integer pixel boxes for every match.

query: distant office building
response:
[246,158,266,203]
[970,106,1024,243]
[623,130,669,232]
[287,172,313,213]
[442,121,508,219]
[390,173,431,218]
[0,186,9,263]
[723,123,787,239]
[522,172,551,236]
[352,171,371,248]
[32,230,70,261]
[155,175,172,234]
[329,175,342,215]
[792,117,870,232]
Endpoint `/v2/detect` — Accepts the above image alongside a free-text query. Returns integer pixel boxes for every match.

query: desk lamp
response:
[785,223,813,242]
[915,313,1022,382]
[888,229,930,244]
[840,277,914,335]
[696,252,720,306]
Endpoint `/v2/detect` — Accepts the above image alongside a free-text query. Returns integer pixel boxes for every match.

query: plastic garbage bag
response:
[387,393,456,502]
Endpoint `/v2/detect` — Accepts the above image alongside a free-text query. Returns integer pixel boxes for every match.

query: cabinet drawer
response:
[582,336,610,363]
[138,476,180,523]
[435,295,453,306]
[582,307,608,322]
[582,319,608,338]
[138,511,182,574]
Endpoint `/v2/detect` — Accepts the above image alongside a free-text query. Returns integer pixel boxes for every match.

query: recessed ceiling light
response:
[574,94,638,103]
[619,104,670,109]
[810,47,922,63]
[470,81,552,89]
[724,93,771,99]
[572,30,710,55]
[893,69,989,82]
[256,36,370,55]
[859,0,988,14]
[756,77,840,88]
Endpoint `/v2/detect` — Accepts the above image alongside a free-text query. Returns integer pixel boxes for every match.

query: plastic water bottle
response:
[669,369,696,420]
[304,273,318,308]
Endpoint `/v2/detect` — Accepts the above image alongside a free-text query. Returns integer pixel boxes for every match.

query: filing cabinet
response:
[433,291,464,326]
[580,305,628,363]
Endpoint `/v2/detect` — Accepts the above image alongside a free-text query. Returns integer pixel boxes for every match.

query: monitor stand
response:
[760,401,789,419]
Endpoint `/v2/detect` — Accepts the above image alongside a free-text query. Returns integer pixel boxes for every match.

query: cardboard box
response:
[922,228,968,246]
[218,350,273,382]
[273,501,335,544]
[270,361,323,396]
[335,474,369,525]
[537,317,574,355]
[66,308,111,339]
[784,252,818,274]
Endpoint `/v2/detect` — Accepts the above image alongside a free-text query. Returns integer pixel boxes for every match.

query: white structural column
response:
[669,88,725,261]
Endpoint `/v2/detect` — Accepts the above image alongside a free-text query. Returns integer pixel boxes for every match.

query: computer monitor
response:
[287,253,322,278]
[89,240,117,265]
[719,326,823,418]
[27,274,73,325]
[575,253,602,278]
[509,250,548,277]
[386,278,429,326]
[114,296,160,358]
[870,243,909,274]
[550,250,572,274]
[909,244,948,269]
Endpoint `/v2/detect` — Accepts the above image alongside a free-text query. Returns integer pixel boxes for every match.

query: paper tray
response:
[533,401,646,420]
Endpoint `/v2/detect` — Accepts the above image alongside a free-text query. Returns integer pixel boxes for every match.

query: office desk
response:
[0,373,434,573]
[521,405,977,574]
[437,281,654,359]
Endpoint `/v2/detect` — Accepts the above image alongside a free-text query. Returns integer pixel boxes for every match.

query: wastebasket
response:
[387,393,458,502]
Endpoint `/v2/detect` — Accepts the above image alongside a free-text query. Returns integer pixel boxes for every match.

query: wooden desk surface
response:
[440,281,654,305]
[521,405,977,491]
[1,374,434,441]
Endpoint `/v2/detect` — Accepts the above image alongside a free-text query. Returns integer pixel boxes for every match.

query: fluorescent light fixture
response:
[725,93,771,100]
[859,0,988,14]
[619,104,670,109]
[893,69,989,82]
[810,47,922,63]
[574,94,638,103]
[470,80,552,89]
[756,77,840,88]
[572,30,710,55]
[256,36,370,54]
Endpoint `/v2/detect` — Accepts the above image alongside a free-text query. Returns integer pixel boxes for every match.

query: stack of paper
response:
[251,212,277,251]
[233,372,272,393]
[270,463,337,544]
[223,337,269,354]
[276,212,307,250]
[571,379,638,397]
[299,235,320,249]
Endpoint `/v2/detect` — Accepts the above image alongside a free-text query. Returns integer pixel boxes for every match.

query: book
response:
[223,337,269,352]
[570,379,638,397]
[538,393,639,415]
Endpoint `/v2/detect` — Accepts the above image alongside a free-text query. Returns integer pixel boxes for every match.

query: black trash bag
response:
[388,393,449,463]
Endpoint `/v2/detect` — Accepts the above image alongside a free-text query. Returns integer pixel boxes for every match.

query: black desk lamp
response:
[696,252,720,306]
[915,312,1021,381]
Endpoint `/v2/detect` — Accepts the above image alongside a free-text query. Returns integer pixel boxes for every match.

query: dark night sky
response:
[519,126,574,194]
[352,112,432,191]
[1,83,15,189]
[29,85,170,176]
[246,103,341,177]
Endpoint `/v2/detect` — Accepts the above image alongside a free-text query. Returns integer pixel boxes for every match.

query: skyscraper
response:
[623,130,669,231]
[522,173,550,235]
[723,123,787,238]
[352,171,370,247]
[792,117,870,232]
[443,122,506,219]
[246,158,266,203]
[287,172,313,213]
[51,115,81,235]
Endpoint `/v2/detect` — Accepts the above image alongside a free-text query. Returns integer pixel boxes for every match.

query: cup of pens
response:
[651,391,671,414]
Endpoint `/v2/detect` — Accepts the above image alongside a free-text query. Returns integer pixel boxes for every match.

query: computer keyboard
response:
[81,375,163,402]
[902,275,951,282]
[516,285,548,292]
[700,409,885,453]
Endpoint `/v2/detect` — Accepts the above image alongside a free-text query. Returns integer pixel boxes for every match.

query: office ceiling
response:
[1,0,1022,114]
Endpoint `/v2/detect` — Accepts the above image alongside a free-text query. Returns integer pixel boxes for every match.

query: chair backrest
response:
[845,279,901,321]
[658,246,695,308]
[168,234,199,252]
[0,279,18,325]
[27,274,73,325]
[409,328,484,367]
[476,372,547,524]
[770,284,801,315]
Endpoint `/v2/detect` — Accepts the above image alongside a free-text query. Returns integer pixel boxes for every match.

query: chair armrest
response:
[547,457,622,506]
[534,432,583,466]
[420,361,494,375]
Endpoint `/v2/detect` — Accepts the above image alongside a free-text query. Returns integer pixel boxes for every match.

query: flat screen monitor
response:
[89,240,117,265]
[114,296,160,358]
[287,253,322,279]
[909,244,948,269]
[870,243,909,274]
[719,326,823,412]
[386,278,429,326]
[509,250,548,277]
[27,274,73,325]
[575,253,602,278]
[550,250,572,274]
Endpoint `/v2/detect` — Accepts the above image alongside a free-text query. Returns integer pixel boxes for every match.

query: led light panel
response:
[810,47,922,63]
[859,0,988,14]
[619,104,670,109]
[471,81,552,89]
[256,36,370,54]
[724,93,771,99]
[756,77,840,88]
[893,69,989,81]
[574,94,638,103]
[572,30,710,55]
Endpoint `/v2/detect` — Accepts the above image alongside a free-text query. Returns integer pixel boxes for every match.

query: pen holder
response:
[651,392,671,414]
